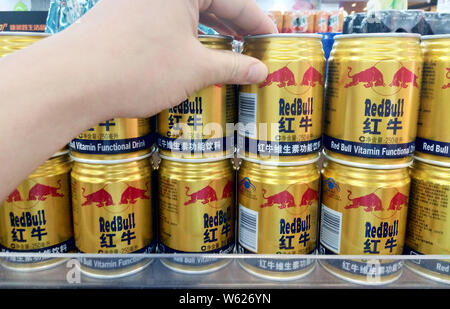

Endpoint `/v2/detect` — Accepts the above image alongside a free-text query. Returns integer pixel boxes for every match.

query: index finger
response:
[199,0,278,36]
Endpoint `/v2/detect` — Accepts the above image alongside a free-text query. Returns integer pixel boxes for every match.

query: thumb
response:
[202,47,268,85]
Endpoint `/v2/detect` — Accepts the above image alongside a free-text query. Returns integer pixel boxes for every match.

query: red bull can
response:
[415,35,450,164]
[71,154,155,278]
[404,157,450,284]
[0,32,49,57]
[319,155,410,285]
[237,159,319,280]
[324,33,423,166]
[157,35,235,160]
[0,151,74,271]
[158,156,235,274]
[70,118,153,161]
[238,34,325,164]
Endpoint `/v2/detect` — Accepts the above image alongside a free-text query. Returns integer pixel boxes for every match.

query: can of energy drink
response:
[319,156,410,285]
[70,118,153,161]
[415,35,450,164]
[0,151,74,271]
[0,32,49,57]
[71,154,155,278]
[157,35,235,160]
[237,158,319,280]
[404,157,450,284]
[323,33,422,166]
[238,34,324,164]
[158,156,235,274]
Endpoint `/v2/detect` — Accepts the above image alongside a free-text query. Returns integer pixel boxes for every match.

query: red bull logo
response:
[299,186,319,206]
[261,188,295,209]
[81,187,114,208]
[28,180,64,201]
[389,66,419,88]
[119,183,150,205]
[6,189,22,203]
[259,66,296,88]
[184,185,218,206]
[345,66,385,88]
[442,68,450,89]
[345,190,383,212]
[221,180,233,199]
[300,65,323,87]
[387,191,408,211]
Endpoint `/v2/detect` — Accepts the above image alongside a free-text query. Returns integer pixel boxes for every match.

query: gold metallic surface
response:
[324,34,422,165]
[0,32,49,57]
[239,34,324,163]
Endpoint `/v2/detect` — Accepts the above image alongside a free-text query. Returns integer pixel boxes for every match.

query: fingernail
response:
[247,62,268,84]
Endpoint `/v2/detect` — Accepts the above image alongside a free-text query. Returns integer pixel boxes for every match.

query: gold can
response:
[0,153,74,271]
[158,156,235,274]
[70,118,153,161]
[237,159,319,280]
[404,157,450,284]
[238,34,324,163]
[323,33,422,166]
[157,35,235,160]
[71,154,155,278]
[415,35,450,164]
[0,32,49,57]
[319,157,410,285]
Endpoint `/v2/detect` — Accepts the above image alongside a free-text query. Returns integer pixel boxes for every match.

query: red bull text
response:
[415,35,450,164]
[158,157,235,274]
[404,158,450,283]
[237,159,319,280]
[157,35,236,160]
[324,34,422,166]
[71,156,155,278]
[319,158,410,284]
[238,34,324,163]
[0,153,74,270]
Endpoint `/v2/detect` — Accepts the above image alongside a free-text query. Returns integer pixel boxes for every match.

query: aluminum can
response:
[238,34,325,163]
[71,154,155,278]
[268,11,284,33]
[237,159,319,280]
[323,33,422,166]
[0,152,74,271]
[315,11,329,33]
[0,32,49,57]
[415,35,450,164]
[158,156,235,274]
[157,35,235,160]
[282,11,297,33]
[70,118,153,161]
[404,157,450,284]
[319,156,410,285]
[296,11,316,33]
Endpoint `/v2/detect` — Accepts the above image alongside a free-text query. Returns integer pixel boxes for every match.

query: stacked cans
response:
[156,35,236,274]
[69,118,156,278]
[237,34,325,280]
[404,35,450,283]
[320,33,423,284]
[0,32,75,271]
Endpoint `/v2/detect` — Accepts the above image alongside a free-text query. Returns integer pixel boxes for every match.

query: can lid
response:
[323,150,412,169]
[244,33,322,41]
[198,34,234,41]
[0,32,50,37]
[158,152,234,163]
[334,33,421,40]
[70,152,153,165]
[421,34,450,40]
[238,154,320,166]
[413,155,450,168]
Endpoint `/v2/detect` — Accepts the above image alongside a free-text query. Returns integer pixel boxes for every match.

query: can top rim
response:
[334,33,421,40]
[421,34,450,40]
[244,33,322,40]
[323,151,412,169]
[198,34,234,41]
[0,31,50,37]
[159,152,234,163]
[413,156,450,168]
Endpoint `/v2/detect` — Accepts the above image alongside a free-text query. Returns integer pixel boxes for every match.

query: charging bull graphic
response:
[119,183,150,205]
[442,68,450,89]
[389,66,419,88]
[299,186,319,206]
[221,180,233,199]
[27,180,64,201]
[259,66,296,88]
[261,188,296,209]
[300,66,323,87]
[81,187,114,207]
[345,66,385,88]
[387,191,408,211]
[6,189,22,203]
[345,190,383,212]
[184,184,218,205]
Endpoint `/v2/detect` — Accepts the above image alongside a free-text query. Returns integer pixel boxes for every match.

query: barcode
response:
[238,204,258,252]
[320,204,342,254]
[238,92,257,138]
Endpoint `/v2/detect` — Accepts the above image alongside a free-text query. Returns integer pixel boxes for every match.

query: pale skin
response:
[0,0,276,202]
